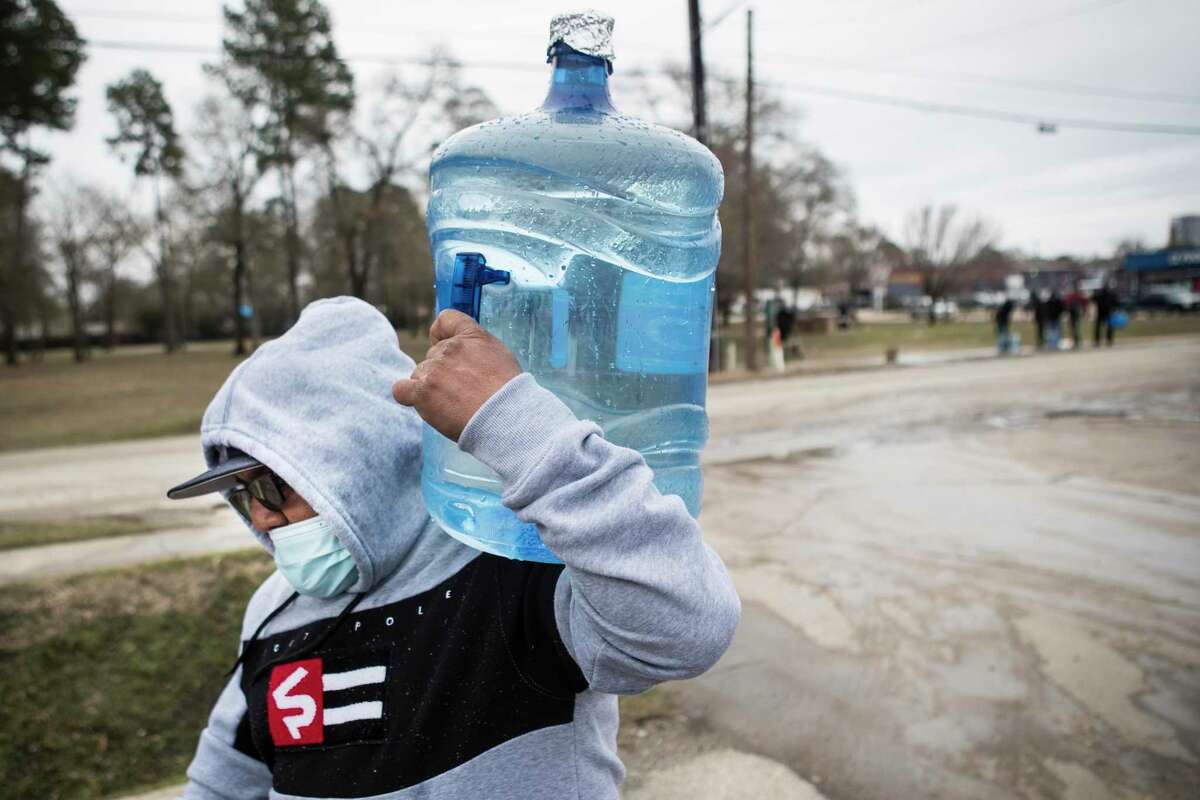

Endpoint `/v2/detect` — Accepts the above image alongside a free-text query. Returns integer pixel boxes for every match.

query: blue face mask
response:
[270,516,359,598]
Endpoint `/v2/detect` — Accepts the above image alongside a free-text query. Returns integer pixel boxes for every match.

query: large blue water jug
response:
[423,11,724,562]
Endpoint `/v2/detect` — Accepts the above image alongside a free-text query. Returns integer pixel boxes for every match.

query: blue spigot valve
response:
[449,252,511,321]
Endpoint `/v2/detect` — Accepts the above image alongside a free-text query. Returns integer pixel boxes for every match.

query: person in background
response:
[837,300,853,330]
[995,297,1015,354]
[1044,290,1065,349]
[1064,284,1087,350]
[1093,281,1119,347]
[1028,291,1045,349]
[775,303,795,348]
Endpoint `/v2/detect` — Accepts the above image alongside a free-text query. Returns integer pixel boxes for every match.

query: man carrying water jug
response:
[166,298,740,799]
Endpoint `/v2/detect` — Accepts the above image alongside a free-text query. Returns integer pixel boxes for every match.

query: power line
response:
[86,37,550,73]
[70,3,1199,106]
[878,0,1132,63]
[704,0,750,31]
[82,37,1200,136]
[705,52,1200,107]
[753,76,1200,136]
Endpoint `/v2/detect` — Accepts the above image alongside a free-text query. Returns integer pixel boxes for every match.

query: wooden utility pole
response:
[690,1,721,372]
[687,0,708,147]
[742,7,758,370]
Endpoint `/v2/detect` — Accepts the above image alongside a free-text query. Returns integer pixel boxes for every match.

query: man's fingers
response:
[425,337,459,361]
[393,357,436,406]
[391,377,421,407]
[412,357,433,376]
[429,309,480,345]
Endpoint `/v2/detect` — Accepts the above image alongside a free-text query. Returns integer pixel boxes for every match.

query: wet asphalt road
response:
[691,337,1200,799]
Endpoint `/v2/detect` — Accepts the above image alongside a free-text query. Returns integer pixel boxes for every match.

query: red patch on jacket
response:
[267,658,324,746]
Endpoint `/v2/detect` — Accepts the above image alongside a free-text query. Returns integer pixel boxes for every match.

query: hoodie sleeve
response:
[181,580,278,800]
[180,664,271,799]
[458,373,741,695]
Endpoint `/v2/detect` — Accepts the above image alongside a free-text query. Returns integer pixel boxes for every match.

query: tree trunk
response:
[63,246,89,363]
[180,266,195,344]
[327,171,367,300]
[233,241,248,357]
[5,166,31,366]
[230,195,249,356]
[104,270,118,350]
[0,308,15,367]
[35,301,50,361]
[157,260,178,350]
[347,230,365,298]
[282,163,301,324]
[153,178,179,353]
[246,262,262,350]
[361,180,390,302]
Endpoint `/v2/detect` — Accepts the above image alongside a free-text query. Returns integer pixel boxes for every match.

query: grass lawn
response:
[0,515,159,551]
[0,332,430,453]
[0,550,274,800]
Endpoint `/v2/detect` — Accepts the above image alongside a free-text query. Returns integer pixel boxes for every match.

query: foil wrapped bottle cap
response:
[547,9,615,63]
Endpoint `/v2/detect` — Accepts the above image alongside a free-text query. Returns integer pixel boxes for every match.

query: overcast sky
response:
[39,0,1200,258]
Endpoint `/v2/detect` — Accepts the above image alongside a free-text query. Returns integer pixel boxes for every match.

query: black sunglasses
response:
[229,470,292,521]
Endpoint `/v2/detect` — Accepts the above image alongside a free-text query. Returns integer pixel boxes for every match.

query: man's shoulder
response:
[239,569,293,641]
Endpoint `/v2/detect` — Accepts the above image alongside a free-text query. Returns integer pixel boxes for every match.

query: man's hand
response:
[392,310,522,441]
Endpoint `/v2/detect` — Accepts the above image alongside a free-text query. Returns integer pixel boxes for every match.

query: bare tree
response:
[90,192,143,350]
[629,65,853,322]
[828,223,883,299]
[47,182,107,362]
[321,55,497,299]
[776,147,850,306]
[904,204,997,319]
[192,94,262,355]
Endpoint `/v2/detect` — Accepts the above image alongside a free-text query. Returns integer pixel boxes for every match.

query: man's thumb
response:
[392,378,420,407]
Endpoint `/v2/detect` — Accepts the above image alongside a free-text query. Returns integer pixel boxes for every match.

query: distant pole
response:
[688,0,708,147]
[689,2,720,371]
[742,7,758,370]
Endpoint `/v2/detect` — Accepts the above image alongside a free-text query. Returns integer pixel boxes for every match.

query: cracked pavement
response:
[689,337,1200,799]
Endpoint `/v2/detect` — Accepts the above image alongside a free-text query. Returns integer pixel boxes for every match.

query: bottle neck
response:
[542,48,614,113]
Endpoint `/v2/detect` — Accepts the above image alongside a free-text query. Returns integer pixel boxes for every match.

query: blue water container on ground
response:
[423,11,724,562]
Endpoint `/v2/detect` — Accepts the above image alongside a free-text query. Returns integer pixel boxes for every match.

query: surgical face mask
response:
[270,515,359,598]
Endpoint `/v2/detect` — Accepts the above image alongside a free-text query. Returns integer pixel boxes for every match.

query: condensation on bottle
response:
[422,10,724,562]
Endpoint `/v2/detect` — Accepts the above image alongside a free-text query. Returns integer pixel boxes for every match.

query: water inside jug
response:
[423,10,724,562]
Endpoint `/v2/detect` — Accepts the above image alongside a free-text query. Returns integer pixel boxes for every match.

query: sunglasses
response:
[229,470,292,522]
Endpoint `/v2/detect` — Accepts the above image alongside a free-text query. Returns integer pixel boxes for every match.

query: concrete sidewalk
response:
[0,515,249,585]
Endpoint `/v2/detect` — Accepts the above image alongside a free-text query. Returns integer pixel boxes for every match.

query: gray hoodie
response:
[183,297,740,799]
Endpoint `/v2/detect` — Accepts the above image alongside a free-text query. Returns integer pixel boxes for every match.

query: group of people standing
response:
[995,283,1121,352]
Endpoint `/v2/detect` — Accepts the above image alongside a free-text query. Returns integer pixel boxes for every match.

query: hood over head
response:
[201,297,464,593]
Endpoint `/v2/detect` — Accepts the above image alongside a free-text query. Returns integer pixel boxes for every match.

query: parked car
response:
[1136,288,1199,312]
[909,296,960,321]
